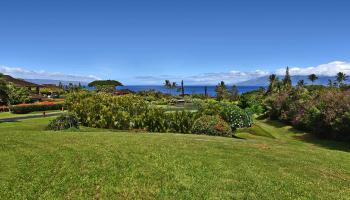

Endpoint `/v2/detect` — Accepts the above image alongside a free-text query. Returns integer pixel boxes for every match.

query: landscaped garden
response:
[1,71,350,199]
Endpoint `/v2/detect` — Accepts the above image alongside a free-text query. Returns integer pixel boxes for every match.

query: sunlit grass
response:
[0,117,349,199]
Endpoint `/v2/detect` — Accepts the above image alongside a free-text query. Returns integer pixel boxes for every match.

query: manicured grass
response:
[156,104,198,112]
[0,110,63,119]
[0,118,350,199]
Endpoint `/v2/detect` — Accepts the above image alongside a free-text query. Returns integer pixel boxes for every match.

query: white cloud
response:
[135,69,269,85]
[0,65,100,82]
[135,61,350,85]
[275,61,350,76]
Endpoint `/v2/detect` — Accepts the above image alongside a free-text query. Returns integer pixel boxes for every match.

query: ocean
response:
[117,85,264,96]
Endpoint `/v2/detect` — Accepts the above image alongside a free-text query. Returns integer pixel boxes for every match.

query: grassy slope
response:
[0,118,350,199]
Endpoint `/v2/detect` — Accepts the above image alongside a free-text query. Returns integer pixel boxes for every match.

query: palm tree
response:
[327,79,333,87]
[297,80,305,88]
[164,80,171,94]
[336,72,348,87]
[308,74,318,85]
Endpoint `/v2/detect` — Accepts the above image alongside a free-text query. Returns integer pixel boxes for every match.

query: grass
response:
[156,103,198,112]
[0,118,350,199]
[0,110,63,119]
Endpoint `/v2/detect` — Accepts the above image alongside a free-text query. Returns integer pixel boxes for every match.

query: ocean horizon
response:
[116,85,264,96]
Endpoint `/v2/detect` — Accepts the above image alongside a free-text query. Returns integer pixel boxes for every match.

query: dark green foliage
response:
[88,80,123,87]
[192,115,232,136]
[0,73,8,104]
[336,72,348,86]
[239,89,266,115]
[308,74,318,84]
[46,113,79,131]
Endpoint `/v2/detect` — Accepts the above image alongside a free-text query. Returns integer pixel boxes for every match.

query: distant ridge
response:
[25,79,88,86]
[236,75,350,86]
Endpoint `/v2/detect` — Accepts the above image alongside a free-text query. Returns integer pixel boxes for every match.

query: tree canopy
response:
[88,80,123,87]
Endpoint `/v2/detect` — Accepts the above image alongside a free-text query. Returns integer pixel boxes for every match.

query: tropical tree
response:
[6,83,31,105]
[282,67,292,88]
[297,80,305,88]
[336,72,348,87]
[215,81,229,101]
[328,79,334,88]
[229,85,239,101]
[58,81,64,89]
[164,80,171,94]
[267,74,279,93]
[308,74,318,85]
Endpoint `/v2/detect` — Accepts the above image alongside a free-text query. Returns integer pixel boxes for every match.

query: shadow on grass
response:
[265,119,350,152]
[0,119,21,122]
[263,120,286,128]
[232,135,246,140]
[293,132,350,153]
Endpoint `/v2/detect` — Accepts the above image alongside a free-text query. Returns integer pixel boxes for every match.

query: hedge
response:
[10,103,64,114]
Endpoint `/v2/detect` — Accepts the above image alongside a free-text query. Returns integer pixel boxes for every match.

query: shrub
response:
[46,113,79,131]
[10,102,64,114]
[167,110,197,133]
[219,104,253,131]
[264,87,350,141]
[141,107,168,132]
[192,115,232,136]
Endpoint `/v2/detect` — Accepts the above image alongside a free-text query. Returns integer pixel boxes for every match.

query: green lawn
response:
[0,118,350,199]
[0,110,63,119]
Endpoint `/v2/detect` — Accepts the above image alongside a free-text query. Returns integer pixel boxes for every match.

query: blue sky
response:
[1,0,350,85]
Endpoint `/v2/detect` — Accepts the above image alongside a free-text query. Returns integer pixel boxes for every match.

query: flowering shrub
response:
[192,115,232,136]
[264,87,350,141]
[196,100,253,131]
[220,104,253,131]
